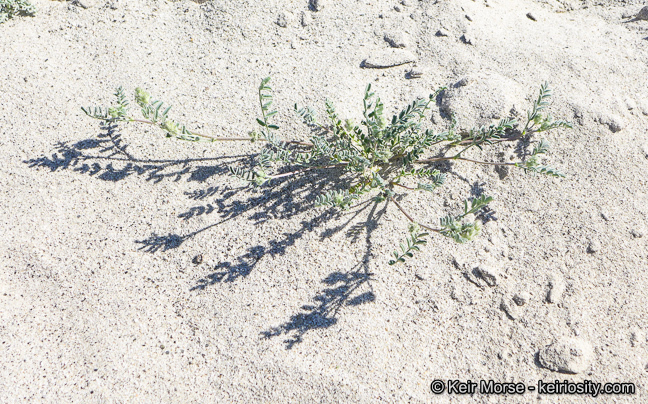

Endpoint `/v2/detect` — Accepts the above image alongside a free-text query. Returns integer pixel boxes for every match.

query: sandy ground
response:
[1,0,648,402]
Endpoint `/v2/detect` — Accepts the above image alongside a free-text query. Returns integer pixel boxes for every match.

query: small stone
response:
[587,240,601,254]
[456,77,471,87]
[625,98,636,111]
[500,297,519,320]
[630,329,644,347]
[309,0,326,12]
[451,286,473,304]
[513,292,530,306]
[639,100,648,116]
[192,254,203,265]
[394,5,402,12]
[465,14,473,22]
[460,34,474,45]
[435,29,449,37]
[475,265,499,287]
[74,0,101,8]
[384,31,410,48]
[300,11,311,26]
[546,273,565,304]
[400,0,413,5]
[276,11,294,28]
[362,49,416,68]
[538,337,594,374]
[636,6,648,20]
[597,113,624,132]
[641,143,648,159]
[526,12,536,21]
[630,229,644,238]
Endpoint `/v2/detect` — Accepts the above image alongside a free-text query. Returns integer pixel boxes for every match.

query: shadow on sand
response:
[25,121,491,349]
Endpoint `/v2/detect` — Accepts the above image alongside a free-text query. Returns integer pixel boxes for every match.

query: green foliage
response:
[389,223,428,265]
[82,78,572,264]
[438,195,493,243]
[522,82,573,135]
[514,138,565,177]
[0,0,35,23]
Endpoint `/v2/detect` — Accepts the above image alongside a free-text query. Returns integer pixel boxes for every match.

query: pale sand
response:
[1,0,647,402]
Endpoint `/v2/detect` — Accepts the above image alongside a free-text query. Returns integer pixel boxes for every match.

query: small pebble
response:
[625,98,636,111]
[300,11,311,26]
[384,30,410,48]
[309,0,326,12]
[475,265,499,287]
[639,100,648,116]
[75,0,101,8]
[276,11,294,28]
[450,286,473,304]
[435,29,449,37]
[630,329,644,347]
[465,14,473,22]
[538,337,594,374]
[456,77,471,87]
[587,239,601,254]
[394,5,401,12]
[641,143,648,159]
[546,273,565,304]
[630,229,644,238]
[513,292,529,306]
[597,113,624,133]
[192,254,203,265]
[526,12,536,21]
[400,0,413,5]
[500,297,519,320]
[636,6,648,20]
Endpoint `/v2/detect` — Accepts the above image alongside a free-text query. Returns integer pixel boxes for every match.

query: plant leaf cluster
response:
[82,79,572,264]
[0,0,35,23]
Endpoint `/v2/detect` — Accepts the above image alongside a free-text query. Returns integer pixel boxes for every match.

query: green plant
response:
[0,0,35,23]
[82,78,571,264]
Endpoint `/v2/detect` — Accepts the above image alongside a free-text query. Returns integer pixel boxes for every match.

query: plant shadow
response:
[260,201,385,349]
[25,122,248,184]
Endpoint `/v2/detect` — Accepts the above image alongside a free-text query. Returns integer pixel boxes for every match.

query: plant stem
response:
[414,156,517,166]
[390,182,416,191]
[129,118,314,146]
[268,163,347,179]
[389,196,441,233]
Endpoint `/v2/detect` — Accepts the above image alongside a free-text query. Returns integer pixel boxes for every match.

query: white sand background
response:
[1,0,648,402]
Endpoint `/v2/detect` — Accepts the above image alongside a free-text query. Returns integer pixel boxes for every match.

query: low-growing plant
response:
[0,0,35,23]
[82,78,571,264]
